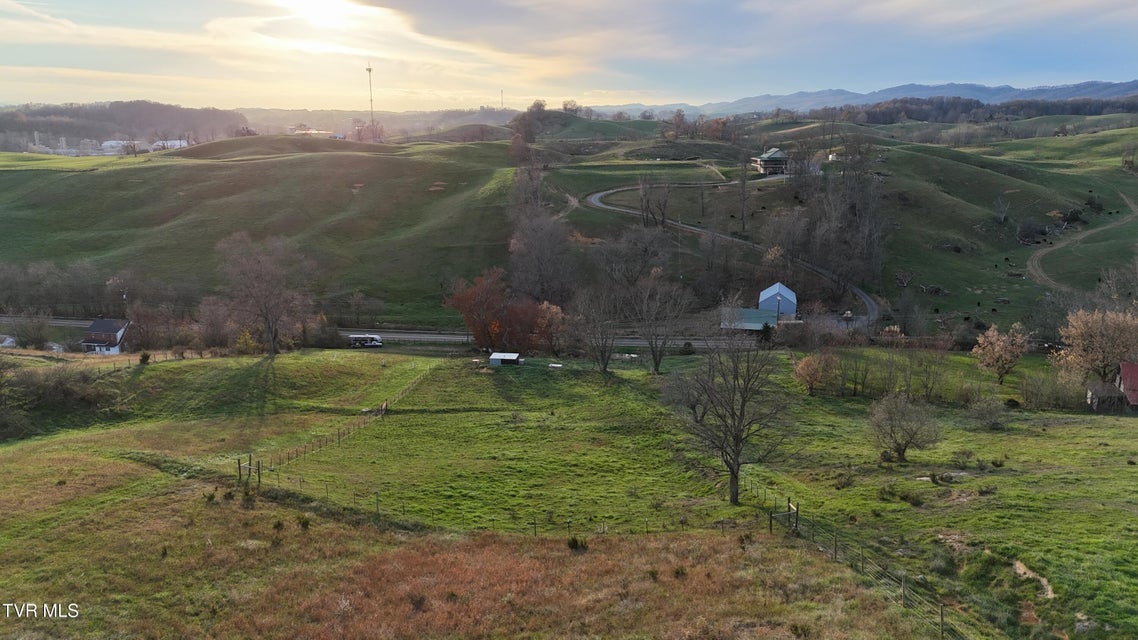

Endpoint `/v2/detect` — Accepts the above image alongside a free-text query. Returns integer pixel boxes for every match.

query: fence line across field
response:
[238,360,436,477]
[228,358,979,638]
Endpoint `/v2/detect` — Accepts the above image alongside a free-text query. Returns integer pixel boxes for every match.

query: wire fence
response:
[237,359,438,488]
[770,499,983,639]
[223,358,985,638]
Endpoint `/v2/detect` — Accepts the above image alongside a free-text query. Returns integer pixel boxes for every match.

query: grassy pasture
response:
[7,345,1138,636]
[277,359,734,532]
[0,137,519,326]
[0,349,926,639]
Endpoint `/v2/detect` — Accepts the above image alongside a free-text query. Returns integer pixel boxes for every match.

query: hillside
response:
[8,344,1138,636]
[1,113,1136,333]
[0,350,925,639]
[0,136,517,325]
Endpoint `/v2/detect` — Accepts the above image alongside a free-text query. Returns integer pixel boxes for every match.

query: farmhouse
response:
[758,282,797,319]
[751,148,789,175]
[81,319,130,355]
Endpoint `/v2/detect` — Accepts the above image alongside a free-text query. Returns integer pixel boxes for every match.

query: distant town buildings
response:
[23,133,193,156]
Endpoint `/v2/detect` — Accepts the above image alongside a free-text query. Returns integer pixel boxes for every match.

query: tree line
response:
[0,101,249,151]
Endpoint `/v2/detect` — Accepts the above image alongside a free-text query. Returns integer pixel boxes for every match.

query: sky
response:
[3,0,1138,112]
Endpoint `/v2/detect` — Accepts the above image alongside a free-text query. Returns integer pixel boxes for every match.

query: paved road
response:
[584,181,881,326]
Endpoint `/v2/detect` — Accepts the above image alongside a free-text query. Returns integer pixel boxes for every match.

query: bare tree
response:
[868,392,940,462]
[626,278,693,374]
[737,153,751,233]
[637,174,670,227]
[215,232,313,356]
[571,285,622,373]
[667,331,793,505]
[596,226,670,288]
[509,214,578,307]
[793,352,837,396]
[11,309,50,350]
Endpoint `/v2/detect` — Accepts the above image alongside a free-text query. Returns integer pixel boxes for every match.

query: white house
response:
[81,319,130,355]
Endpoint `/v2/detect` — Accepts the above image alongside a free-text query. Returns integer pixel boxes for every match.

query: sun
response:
[274,0,366,29]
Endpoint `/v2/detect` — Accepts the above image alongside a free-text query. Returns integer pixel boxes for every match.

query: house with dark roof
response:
[81,319,130,355]
[752,148,789,175]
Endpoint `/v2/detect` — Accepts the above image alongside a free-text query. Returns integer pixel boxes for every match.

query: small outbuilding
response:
[758,282,797,319]
[488,352,523,366]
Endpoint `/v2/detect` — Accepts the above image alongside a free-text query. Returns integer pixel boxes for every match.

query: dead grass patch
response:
[220,532,921,639]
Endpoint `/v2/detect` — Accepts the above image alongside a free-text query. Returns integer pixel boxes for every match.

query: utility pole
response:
[366,62,376,141]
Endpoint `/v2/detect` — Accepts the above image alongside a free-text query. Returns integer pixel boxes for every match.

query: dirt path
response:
[1026,193,1138,292]
[1013,560,1055,599]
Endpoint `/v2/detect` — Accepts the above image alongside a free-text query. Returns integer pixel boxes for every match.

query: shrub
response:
[567,535,588,552]
[139,351,151,365]
[877,480,898,501]
[672,565,687,579]
[234,329,263,355]
[1021,371,1084,410]
[929,549,958,577]
[897,488,925,507]
[951,449,976,470]
[968,396,1006,430]
[833,468,856,490]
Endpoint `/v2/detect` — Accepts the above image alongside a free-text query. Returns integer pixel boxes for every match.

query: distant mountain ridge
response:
[595,80,1138,116]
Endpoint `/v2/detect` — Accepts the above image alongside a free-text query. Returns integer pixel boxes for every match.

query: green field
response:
[3,114,1138,332]
[4,345,1138,637]
[0,348,931,639]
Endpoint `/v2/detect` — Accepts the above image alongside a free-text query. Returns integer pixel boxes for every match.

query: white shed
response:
[488,352,522,366]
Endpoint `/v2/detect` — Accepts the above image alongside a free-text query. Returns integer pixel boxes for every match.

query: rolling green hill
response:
[0,137,517,325]
[0,350,930,639]
[1,116,1136,331]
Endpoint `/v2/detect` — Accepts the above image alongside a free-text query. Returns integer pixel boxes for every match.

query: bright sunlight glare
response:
[273,0,365,29]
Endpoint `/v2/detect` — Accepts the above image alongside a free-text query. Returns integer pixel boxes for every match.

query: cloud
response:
[2,0,1137,109]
